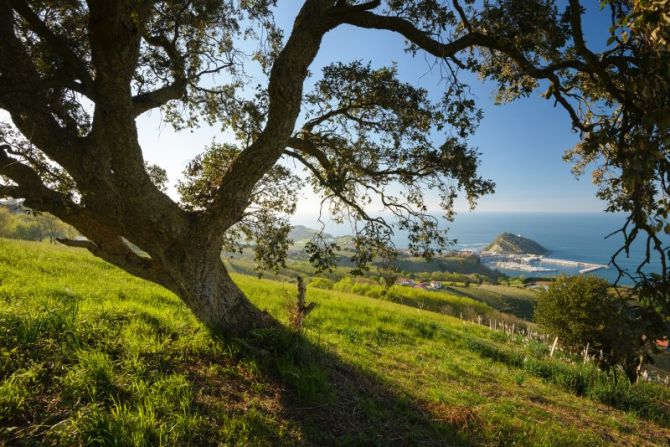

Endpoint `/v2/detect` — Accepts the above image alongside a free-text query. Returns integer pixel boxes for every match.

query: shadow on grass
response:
[215,325,474,447]
[0,304,475,445]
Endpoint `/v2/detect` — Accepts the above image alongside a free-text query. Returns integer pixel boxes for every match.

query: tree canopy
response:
[0,0,668,334]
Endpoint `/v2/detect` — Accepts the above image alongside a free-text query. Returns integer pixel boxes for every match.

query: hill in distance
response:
[484,232,549,255]
[289,225,332,242]
[289,225,355,250]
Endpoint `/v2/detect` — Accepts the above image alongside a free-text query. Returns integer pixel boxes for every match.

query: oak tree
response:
[0,0,667,335]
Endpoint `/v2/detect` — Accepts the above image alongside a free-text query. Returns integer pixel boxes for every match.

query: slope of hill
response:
[395,255,503,281]
[0,239,668,446]
[445,283,539,320]
[289,225,332,243]
[484,232,549,255]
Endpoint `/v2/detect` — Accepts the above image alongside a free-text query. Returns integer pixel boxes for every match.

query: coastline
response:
[479,251,609,276]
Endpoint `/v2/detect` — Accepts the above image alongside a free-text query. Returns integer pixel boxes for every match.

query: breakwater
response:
[541,257,608,274]
[480,252,609,275]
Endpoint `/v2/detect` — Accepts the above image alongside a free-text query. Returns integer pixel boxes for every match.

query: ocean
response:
[317,212,666,285]
[439,212,665,284]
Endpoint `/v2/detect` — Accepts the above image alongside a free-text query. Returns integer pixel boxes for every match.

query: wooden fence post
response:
[550,336,559,358]
[583,342,590,364]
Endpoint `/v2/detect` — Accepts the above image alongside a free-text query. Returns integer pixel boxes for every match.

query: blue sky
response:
[137,1,613,223]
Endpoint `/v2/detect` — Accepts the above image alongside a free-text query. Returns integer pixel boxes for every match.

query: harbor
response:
[479,251,609,276]
[541,257,609,274]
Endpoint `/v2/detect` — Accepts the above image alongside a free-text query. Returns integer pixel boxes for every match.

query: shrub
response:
[534,275,663,381]
[535,276,612,348]
[308,277,334,290]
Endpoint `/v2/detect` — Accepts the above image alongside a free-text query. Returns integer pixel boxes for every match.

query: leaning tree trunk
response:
[57,227,275,337]
[168,247,273,337]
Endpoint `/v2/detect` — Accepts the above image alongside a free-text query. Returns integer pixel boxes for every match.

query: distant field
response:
[1,239,668,446]
[445,284,538,321]
[395,255,502,281]
[225,249,503,283]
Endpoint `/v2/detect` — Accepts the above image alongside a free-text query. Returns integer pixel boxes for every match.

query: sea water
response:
[307,212,666,284]
[442,212,665,284]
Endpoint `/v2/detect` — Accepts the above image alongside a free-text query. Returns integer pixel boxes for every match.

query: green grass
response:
[312,277,534,329]
[0,239,668,446]
[395,255,502,281]
[445,284,539,320]
[326,276,494,317]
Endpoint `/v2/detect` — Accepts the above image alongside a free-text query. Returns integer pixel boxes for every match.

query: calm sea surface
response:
[314,212,665,284]
[437,213,665,284]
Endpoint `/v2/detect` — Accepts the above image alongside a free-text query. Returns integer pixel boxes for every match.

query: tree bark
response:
[166,245,273,337]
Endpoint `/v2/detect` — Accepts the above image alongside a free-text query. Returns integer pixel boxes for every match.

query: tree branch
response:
[341,10,488,59]
[0,184,21,198]
[567,0,628,108]
[0,144,61,198]
[133,31,188,116]
[132,79,187,116]
[302,103,370,131]
[202,0,340,231]
[9,0,94,96]
[283,148,387,229]
[0,3,84,172]
[340,7,592,132]
[334,0,381,13]
[56,235,170,286]
[287,137,334,172]
[452,0,473,33]
[1,143,172,286]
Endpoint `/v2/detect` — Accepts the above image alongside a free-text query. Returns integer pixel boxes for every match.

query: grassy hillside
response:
[445,284,539,321]
[225,248,503,283]
[0,239,668,446]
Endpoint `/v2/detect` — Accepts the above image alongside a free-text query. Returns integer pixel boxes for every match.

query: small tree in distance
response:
[534,275,663,381]
[0,207,11,237]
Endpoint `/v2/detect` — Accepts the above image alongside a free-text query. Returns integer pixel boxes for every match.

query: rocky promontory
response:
[483,233,548,255]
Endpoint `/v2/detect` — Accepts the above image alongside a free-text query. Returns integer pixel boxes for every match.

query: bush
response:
[0,207,77,242]
[0,208,12,238]
[534,275,663,381]
[308,277,334,290]
[535,276,616,349]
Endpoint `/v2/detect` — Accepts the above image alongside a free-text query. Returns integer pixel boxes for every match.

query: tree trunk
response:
[166,245,273,337]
